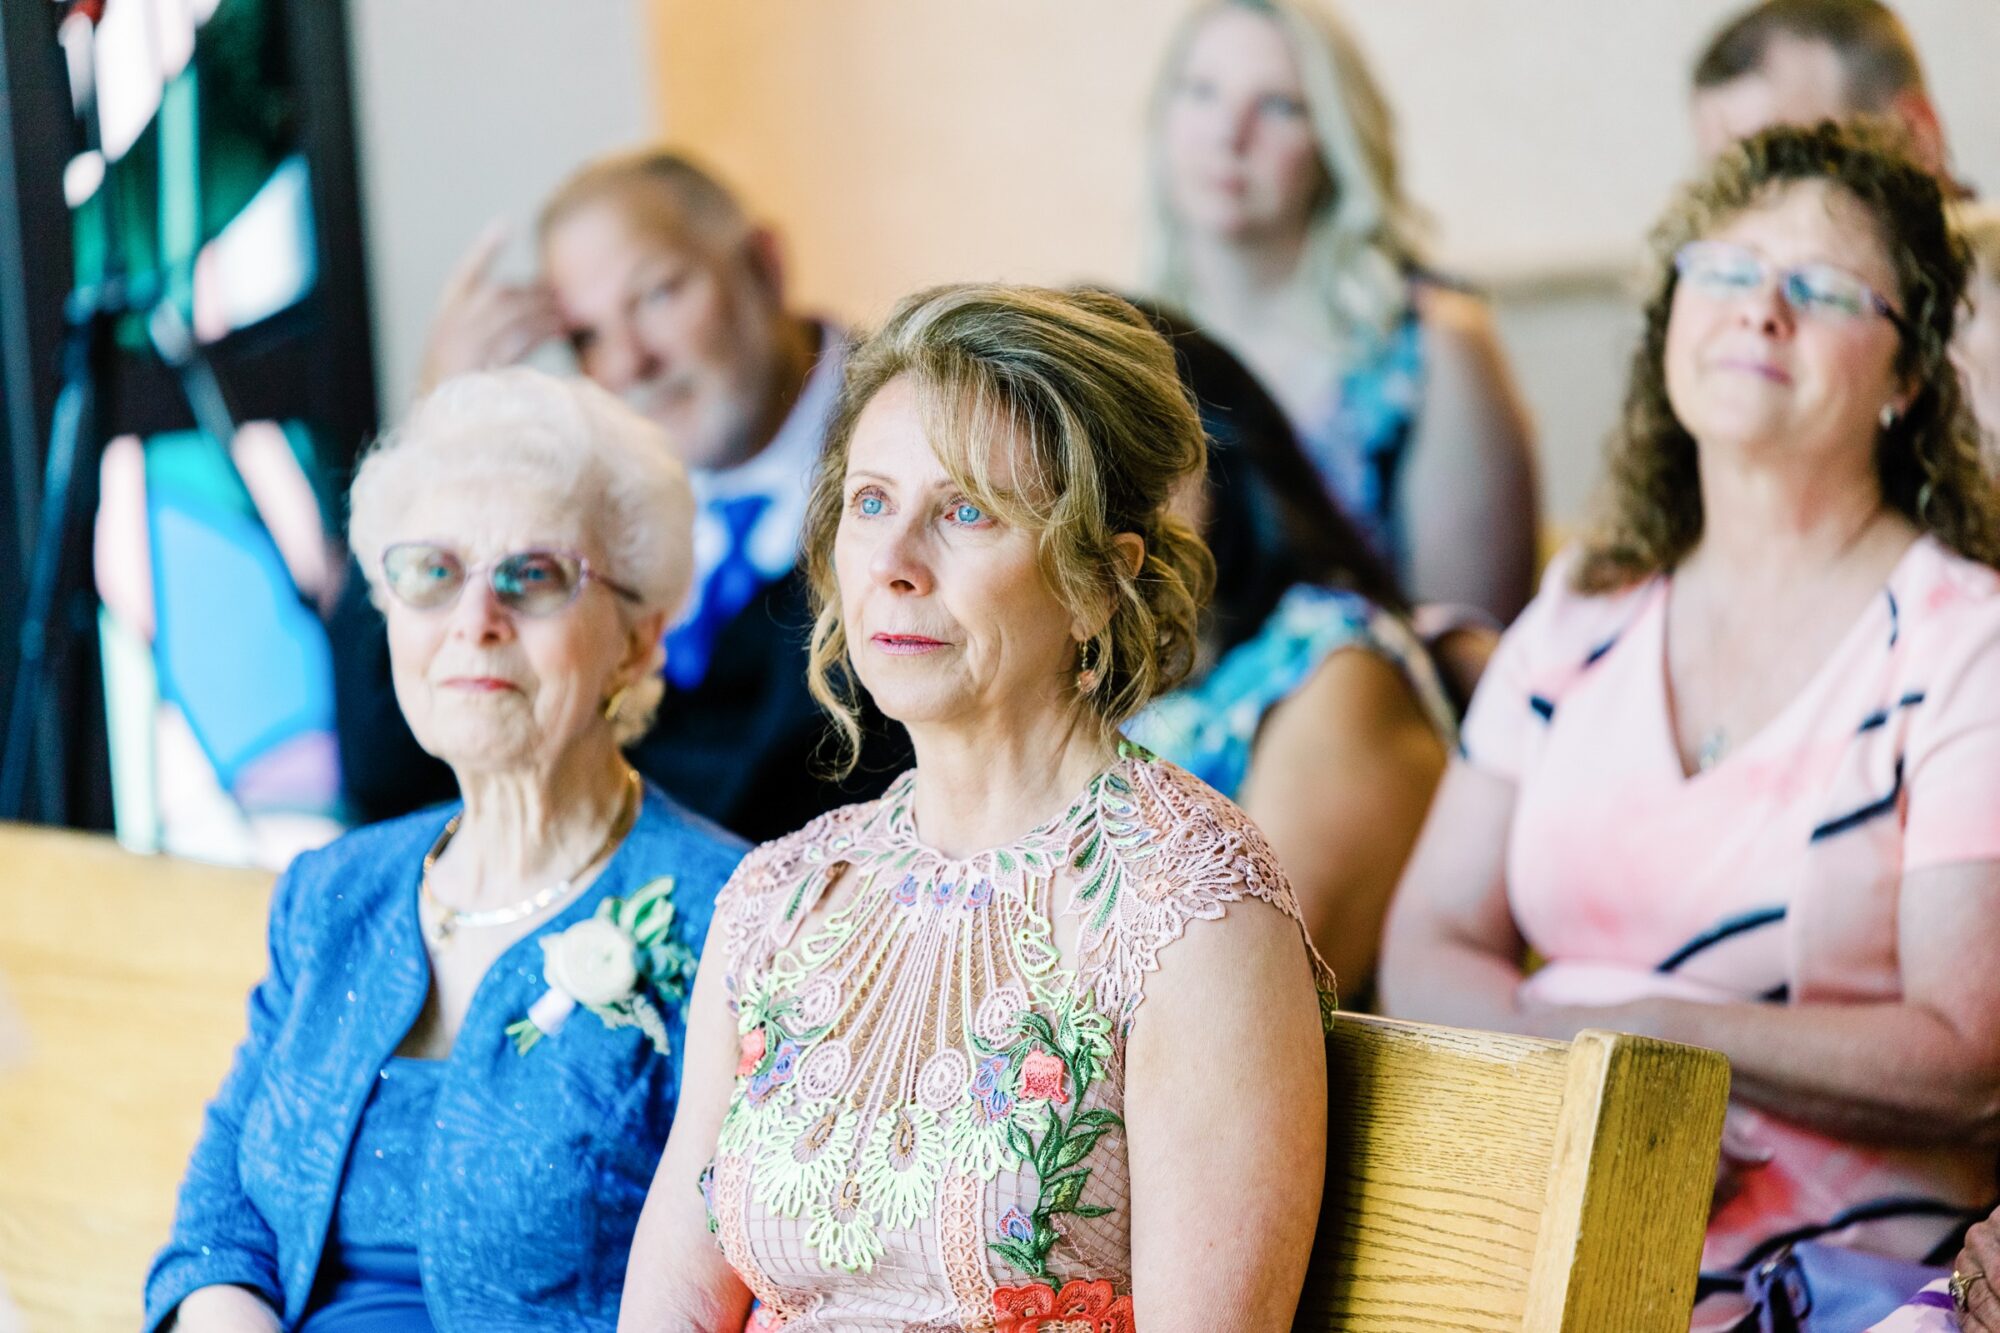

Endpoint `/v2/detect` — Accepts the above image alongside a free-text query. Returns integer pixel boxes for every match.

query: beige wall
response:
[650,1,2000,303]
[649,1,1182,326]
[648,0,2000,525]
[350,0,656,416]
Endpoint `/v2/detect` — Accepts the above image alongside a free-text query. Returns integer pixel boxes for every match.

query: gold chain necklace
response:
[419,767,641,947]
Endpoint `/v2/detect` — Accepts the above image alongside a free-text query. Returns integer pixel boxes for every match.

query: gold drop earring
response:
[1075,639,1101,694]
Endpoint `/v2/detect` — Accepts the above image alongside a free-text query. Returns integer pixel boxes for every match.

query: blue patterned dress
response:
[298,1058,440,1330]
[1296,311,1425,578]
[144,783,747,1332]
[1125,584,1456,799]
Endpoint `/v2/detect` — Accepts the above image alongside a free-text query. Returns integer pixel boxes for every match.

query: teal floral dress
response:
[1126,584,1457,800]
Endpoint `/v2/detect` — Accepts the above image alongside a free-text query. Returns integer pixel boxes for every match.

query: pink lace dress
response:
[700,744,1331,1331]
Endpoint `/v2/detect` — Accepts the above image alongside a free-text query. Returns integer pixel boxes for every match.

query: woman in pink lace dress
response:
[619,285,1333,1331]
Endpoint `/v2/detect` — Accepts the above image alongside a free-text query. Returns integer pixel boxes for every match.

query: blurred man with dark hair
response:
[1690,0,1951,180]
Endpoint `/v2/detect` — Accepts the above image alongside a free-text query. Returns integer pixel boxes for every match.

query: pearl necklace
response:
[419,767,640,947]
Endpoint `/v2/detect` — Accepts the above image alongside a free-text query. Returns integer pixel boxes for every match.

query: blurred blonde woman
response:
[1146,0,1539,621]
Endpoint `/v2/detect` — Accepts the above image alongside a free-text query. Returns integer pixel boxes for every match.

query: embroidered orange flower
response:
[736,1026,768,1078]
[1018,1049,1068,1104]
[992,1278,1134,1333]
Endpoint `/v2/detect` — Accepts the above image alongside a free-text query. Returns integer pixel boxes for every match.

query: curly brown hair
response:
[803,284,1216,772]
[1576,121,2000,593]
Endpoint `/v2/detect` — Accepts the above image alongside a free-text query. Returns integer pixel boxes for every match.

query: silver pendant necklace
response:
[1682,507,1885,777]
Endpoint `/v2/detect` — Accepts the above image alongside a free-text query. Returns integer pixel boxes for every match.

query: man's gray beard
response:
[623,382,761,472]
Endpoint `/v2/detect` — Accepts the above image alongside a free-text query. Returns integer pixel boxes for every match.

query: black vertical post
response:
[286,0,379,490]
[0,0,110,828]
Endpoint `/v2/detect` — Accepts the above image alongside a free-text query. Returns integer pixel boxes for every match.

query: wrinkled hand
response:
[1958,1207,2000,1331]
[417,221,564,393]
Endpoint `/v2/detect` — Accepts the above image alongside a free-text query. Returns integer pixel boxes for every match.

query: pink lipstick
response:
[871,634,947,656]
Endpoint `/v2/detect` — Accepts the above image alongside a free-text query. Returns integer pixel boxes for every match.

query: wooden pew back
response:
[0,824,272,1332]
[1297,1013,1729,1332]
[0,830,1728,1332]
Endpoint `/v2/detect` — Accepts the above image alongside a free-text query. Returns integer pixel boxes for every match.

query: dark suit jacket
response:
[329,558,907,840]
[626,567,907,842]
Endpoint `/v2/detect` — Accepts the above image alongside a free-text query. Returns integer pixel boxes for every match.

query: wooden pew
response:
[0,828,1726,1332]
[0,824,272,1333]
[1298,1013,1729,1332]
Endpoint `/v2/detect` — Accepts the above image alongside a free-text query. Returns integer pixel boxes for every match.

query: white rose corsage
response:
[505,876,696,1056]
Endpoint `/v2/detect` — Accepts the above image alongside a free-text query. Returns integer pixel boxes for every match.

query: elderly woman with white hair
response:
[145,368,746,1332]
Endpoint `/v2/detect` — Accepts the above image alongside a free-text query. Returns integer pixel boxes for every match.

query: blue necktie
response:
[664,494,771,691]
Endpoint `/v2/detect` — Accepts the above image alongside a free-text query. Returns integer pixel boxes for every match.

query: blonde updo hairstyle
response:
[803,284,1216,769]
[348,367,695,746]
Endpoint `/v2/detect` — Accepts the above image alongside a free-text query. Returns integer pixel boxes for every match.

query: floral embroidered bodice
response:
[702,745,1331,1331]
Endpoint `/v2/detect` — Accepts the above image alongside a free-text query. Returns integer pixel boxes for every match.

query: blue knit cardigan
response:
[145,783,746,1331]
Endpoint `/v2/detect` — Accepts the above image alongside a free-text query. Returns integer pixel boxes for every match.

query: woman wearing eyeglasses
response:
[1379,124,2000,1330]
[146,368,746,1332]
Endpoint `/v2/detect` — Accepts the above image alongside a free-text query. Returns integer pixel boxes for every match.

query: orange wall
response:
[645,1,2000,522]
[648,1,1190,327]
[646,0,2000,307]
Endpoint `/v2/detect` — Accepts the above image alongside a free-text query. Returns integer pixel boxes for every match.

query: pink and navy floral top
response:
[700,744,1331,1331]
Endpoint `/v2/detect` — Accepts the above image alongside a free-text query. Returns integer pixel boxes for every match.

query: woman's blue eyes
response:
[848,490,988,527]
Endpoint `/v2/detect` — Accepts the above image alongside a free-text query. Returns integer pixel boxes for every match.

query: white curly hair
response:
[347,366,694,744]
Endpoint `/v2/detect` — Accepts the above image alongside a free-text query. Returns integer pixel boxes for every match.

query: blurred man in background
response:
[333,151,903,837]
[1689,0,1959,190]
